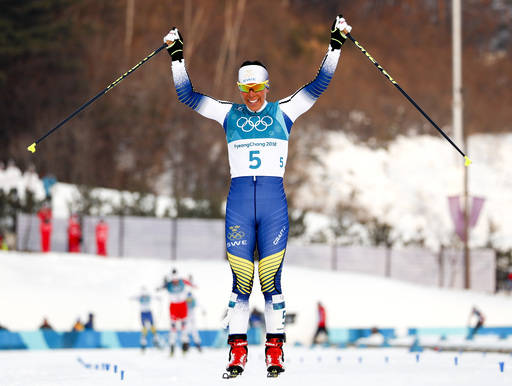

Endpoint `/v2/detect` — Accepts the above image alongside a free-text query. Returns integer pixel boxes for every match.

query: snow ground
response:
[2,251,512,385]
[2,252,512,338]
[0,347,510,385]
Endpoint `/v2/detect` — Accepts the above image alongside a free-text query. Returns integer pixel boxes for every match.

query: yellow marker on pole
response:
[28,143,36,153]
[464,156,472,167]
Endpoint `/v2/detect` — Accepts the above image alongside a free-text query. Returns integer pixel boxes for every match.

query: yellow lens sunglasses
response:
[237,81,269,93]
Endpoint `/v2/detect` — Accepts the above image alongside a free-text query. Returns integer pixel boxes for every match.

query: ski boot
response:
[265,334,285,378]
[222,334,248,379]
[170,345,175,357]
[182,341,189,354]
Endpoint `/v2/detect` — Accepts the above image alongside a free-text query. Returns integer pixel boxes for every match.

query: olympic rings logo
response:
[227,225,245,240]
[236,116,273,132]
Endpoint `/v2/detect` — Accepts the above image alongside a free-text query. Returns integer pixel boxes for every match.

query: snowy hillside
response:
[2,251,512,346]
[3,134,510,253]
[295,133,512,250]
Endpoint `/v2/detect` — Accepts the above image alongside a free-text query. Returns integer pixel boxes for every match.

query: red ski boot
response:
[265,334,285,377]
[223,334,248,378]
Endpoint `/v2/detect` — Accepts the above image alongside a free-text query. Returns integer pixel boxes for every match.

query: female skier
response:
[163,14,351,377]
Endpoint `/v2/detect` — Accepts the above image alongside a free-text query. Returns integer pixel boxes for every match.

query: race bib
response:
[228,138,288,177]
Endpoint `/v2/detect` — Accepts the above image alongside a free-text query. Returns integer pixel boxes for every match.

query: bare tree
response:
[215,0,247,89]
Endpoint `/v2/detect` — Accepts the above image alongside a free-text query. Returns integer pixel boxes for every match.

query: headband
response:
[238,65,269,84]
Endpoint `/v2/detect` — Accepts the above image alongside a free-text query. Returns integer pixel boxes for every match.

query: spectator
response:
[40,218,52,253]
[37,202,52,223]
[84,313,94,330]
[39,318,53,330]
[37,202,53,253]
[312,302,329,345]
[95,219,109,256]
[72,318,84,332]
[67,213,81,253]
[42,173,57,201]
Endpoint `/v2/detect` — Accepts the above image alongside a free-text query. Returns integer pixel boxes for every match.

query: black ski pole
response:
[345,32,472,166]
[27,43,168,153]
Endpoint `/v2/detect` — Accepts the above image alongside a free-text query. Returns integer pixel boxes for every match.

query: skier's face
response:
[239,85,268,112]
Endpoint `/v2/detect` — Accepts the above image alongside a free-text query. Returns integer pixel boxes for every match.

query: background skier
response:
[157,269,194,356]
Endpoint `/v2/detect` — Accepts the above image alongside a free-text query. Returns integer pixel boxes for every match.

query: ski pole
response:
[345,32,472,166]
[27,43,168,153]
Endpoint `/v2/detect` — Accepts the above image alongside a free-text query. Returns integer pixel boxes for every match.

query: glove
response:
[163,27,184,62]
[330,15,352,51]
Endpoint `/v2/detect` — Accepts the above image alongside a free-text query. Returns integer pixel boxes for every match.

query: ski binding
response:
[222,367,243,379]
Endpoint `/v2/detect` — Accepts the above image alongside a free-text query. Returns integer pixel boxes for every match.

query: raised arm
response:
[279,15,352,123]
[164,28,231,125]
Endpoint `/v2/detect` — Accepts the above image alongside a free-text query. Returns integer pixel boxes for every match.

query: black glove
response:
[330,15,352,51]
[163,27,184,62]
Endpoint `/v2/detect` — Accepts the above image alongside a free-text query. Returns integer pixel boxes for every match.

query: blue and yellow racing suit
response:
[170,47,341,336]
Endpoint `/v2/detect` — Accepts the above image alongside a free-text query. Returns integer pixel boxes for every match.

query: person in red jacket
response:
[95,219,109,256]
[37,202,53,253]
[68,213,81,253]
[37,202,52,223]
[312,302,328,345]
[40,218,52,252]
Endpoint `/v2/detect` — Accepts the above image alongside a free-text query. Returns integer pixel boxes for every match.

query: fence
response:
[17,213,495,292]
[17,213,225,260]
[285,244,495,292]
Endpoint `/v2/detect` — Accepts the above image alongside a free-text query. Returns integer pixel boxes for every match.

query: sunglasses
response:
[237,81,269,93]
